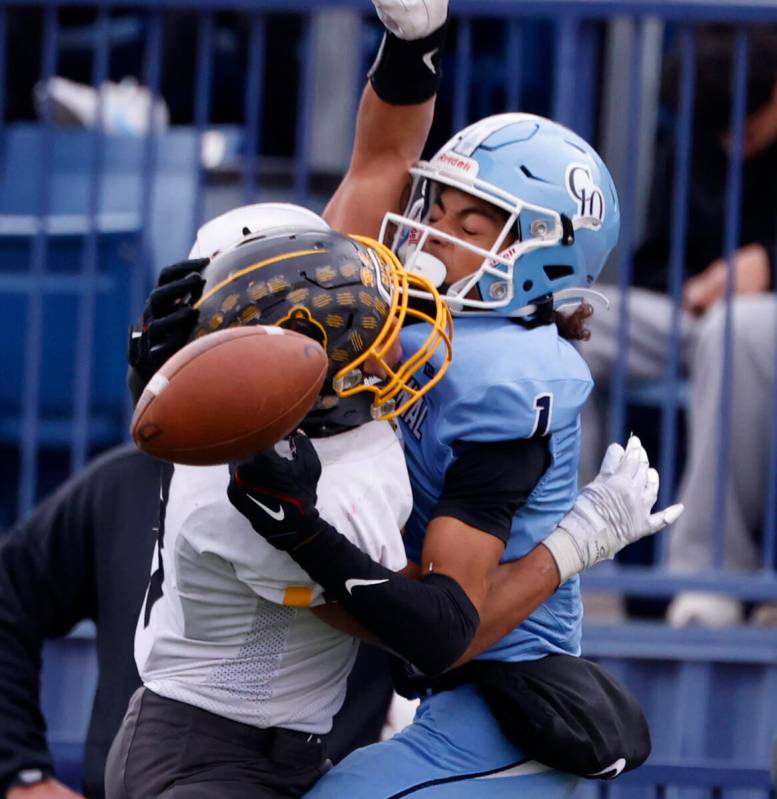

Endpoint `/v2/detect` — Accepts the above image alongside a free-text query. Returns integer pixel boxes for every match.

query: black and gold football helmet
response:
[192,228,452,434]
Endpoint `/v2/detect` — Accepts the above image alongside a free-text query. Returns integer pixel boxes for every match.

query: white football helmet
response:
[189,203,330,259]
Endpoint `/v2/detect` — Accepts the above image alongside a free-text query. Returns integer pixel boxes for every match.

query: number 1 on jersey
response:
[532,393,553,437]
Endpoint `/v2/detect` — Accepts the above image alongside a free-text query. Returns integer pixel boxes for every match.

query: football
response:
[131,326,328,465]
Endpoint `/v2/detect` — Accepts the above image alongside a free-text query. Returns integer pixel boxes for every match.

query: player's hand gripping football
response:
[372,0,448,40]
[543,436,684,584]
[127,257,209,400]
[228,433,323,552]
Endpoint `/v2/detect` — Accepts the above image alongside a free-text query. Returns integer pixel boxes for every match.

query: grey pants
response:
[105,687,330,799]
[578,285,777,572]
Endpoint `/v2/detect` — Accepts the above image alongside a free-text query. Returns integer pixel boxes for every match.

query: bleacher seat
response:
[628,378,690,409]
[0,123,200,273]
[573,622,777,799]
[0,124,202,514]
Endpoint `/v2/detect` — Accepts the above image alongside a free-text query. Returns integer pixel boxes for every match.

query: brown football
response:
[130,326,328,465]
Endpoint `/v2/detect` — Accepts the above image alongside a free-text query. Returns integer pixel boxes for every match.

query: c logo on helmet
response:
[565,163,606,224]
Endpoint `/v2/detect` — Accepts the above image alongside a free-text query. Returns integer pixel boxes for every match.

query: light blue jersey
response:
[398,316,593,662]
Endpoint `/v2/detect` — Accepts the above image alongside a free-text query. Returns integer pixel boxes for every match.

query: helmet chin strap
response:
[552,287,611,311]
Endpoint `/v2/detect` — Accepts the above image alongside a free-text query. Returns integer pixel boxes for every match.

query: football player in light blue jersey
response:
[234,110,680,795]
[218,2,682,796]
[104,0,685,795]
[288,116,634,799]
[232,125,680,798]
[389,113,620,666]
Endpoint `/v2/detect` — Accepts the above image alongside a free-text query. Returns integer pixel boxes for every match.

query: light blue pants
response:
[306,684,579,798]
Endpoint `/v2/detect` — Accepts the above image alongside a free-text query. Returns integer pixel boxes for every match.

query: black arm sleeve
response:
[293,524,479,676]
[0,470,98,793]
[289,438,549,674]
[432,437,550,544]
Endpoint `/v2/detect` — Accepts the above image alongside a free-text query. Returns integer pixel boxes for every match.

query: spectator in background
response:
[0,445,161,799]
[580,25,777,627]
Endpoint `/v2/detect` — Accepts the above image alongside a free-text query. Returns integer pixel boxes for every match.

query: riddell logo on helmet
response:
[433,151,480,179]
[486,243,520,269]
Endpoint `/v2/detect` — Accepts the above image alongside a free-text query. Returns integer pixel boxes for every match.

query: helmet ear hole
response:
[280,311,327,349]
[543,264,575,281]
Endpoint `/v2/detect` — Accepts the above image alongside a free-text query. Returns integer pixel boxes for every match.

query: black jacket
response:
[632,126,777,294]
[0,445,161,798]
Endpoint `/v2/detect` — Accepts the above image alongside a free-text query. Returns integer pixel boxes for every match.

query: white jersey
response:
[135,421,410,734]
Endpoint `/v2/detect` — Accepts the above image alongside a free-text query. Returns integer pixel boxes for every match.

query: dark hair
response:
[516,298,593,341]
[553,304,594,342]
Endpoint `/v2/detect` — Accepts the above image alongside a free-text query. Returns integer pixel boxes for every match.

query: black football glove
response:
[227,433,323,552]
[127,257,209,403]
[389,655,436,700]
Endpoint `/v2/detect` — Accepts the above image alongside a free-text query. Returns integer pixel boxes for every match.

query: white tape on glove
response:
[372,0,448,40]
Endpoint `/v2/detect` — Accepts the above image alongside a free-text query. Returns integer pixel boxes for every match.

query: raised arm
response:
[323,0,448,237]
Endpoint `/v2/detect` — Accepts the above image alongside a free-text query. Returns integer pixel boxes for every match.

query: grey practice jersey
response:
[135,421,410,734]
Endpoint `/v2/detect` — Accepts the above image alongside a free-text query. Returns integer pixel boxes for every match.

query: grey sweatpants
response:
[578,285,777,572]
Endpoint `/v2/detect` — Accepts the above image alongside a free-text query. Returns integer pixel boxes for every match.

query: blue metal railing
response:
[607,17,644,447]
[713,29,748,569]
[656,27,693,529]
[0,0,773,20]
[600,763,775,795]
[2,0,777,606]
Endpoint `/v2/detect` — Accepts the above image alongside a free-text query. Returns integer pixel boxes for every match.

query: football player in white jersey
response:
[105,205,453,799]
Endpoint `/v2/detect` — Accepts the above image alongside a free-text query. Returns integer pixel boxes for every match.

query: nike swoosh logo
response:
[345,578,389,595]
[422,48,438,74]
[246,494,285,521]
[587,758,626,779]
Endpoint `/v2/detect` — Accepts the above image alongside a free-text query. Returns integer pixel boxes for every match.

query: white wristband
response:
[543,528,585,585]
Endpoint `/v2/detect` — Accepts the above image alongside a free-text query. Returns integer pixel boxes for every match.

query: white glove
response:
[372,0,448,40]
[543,436,684,584]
